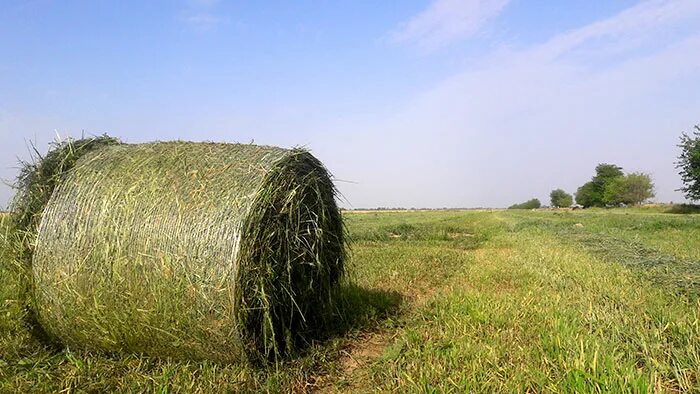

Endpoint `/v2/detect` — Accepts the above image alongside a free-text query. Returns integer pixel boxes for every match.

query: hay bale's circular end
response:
[237,150,345,360]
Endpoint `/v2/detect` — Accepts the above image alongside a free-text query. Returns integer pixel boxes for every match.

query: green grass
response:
[2,209,700,392]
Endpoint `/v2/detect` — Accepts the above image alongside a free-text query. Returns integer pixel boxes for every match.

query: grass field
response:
[1,208,699,392]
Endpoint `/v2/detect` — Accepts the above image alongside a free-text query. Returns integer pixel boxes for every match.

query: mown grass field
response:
[1,208,699,392]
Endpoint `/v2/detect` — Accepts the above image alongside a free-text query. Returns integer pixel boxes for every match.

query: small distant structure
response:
[605,203,627,208]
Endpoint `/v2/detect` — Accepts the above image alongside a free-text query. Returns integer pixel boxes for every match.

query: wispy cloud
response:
[181,0,223,31]
[389,0,510,50]
[535,0,700,60]
[183,13,221,31]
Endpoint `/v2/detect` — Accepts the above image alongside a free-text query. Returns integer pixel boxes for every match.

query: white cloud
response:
[181,0,223,31]
[535,0,700,60]
[389,0,510,50]
[184,13,221,31]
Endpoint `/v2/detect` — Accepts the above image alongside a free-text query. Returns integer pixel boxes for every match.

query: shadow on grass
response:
[301,282,403,350]
[666,204,700,214]
[331,283,403,333]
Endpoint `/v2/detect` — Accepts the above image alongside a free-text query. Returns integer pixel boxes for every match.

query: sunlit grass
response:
[2,209,700,392]
[368,221,700,392]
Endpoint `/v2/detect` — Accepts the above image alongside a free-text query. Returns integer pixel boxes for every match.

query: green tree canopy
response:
[575,182,601,207]
[676,125,700,201]
[592,163,623,186]
[603,173,655,205]
[508,198,541,210]
[575,163,624,207]
[550,189,573,208]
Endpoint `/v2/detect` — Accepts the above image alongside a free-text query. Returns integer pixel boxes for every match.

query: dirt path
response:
[312,330,393,393]
[313,284,452,393]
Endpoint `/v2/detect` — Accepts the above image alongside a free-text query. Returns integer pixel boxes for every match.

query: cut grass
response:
[504,209,700,298]
[2,209,700,392]
[368,223,700,392]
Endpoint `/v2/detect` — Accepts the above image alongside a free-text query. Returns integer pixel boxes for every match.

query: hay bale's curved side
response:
[11,136,122,238]
[10,136,122,343]
[28,141,344,363]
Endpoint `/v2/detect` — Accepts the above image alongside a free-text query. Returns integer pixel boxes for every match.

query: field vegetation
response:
[1,208,700,392]
[508,198,542,210]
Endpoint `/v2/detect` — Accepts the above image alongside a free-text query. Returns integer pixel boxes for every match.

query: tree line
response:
[509,125,700,209]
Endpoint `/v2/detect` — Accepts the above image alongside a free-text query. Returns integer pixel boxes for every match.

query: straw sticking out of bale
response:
[12,138,345,363]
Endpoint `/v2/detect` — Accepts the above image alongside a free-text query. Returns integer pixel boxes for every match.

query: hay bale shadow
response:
[315,283,403,340]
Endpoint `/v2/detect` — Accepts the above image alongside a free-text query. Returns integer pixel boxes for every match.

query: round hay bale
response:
[12,137,345,363]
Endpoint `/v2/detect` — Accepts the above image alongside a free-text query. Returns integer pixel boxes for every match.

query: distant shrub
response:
[575,164,655,207]
[666,204,700,214]
[603,173,655,206]
[508,198,541,210]
[575,164,623,207]
[550,189,573,208]
[676,125,700,201]
[575,181,600,207]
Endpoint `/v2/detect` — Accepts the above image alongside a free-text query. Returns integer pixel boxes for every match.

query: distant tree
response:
[592,163,624,187]
[603,173,655,205]
[575,163,624,207]
[550,189,573,208]
[575,181,602,207]
[676,125,700,201]
[623,173,655,205]
[602,177,625,205]
[508,198,541,209]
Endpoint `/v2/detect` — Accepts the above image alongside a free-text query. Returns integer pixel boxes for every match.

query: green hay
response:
[11,136,121,238]
[12,139,345,364]
[10,135,121,344]
[11,136,121,256]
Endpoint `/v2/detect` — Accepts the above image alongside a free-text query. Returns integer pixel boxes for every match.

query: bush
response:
[575,164,623,207]
[676,125,700,201]
[508,198,541,210]
[575,181,601,207]
[603,173,655,205]
[550,189,573,208]
[666,204,700,214]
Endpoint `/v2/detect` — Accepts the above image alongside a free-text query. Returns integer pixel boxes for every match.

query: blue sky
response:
[1,0,699,208]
